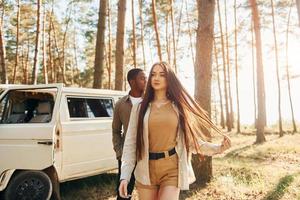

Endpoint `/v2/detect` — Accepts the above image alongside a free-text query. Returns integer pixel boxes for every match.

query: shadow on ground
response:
[61,172,118,200]
[262,173,299,200]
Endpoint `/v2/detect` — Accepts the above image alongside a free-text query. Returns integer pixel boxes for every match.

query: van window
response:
[0,88,56,124]
[67,97,113,118]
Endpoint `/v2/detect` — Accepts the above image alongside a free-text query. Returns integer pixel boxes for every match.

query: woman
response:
[119,62,231,200]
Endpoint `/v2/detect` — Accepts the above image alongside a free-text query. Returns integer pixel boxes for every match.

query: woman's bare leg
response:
[137,187,159,200]
[158,186,180,200]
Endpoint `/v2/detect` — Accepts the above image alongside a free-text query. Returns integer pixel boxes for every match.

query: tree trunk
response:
[251,21,257,128]
[24,39,30,84]
[185,0,195,67]
[0,5,7,84]
[175,0,184,52]
[42,2,48,84]
[148,35,154,64]
[93,0,107,88]
[192,0,215,184]
[51,20,61,83]
[270,0,283,136]
[169,0,177,72]
[213,38,225,129]
[234,0,240,133]
[32,0,41,85]
[224,0,234,129]
[217,0,231,132]
[131,0,136,68]
[107,0,112,89]
[165,13,171,64]
[138,0,146,70]
[115,0,127,90]
[151,0,162,61]
[48,8,54,83]
[104,45,109,89]
[13,0,20,84]
[71,26,77,86]
[286,3,297,133]
[21,43,25,82]
[249,0,266,143]
[62,13,71,85]
[296,0,300,26]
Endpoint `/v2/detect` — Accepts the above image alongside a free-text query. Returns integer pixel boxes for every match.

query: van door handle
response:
[37,141,53,145]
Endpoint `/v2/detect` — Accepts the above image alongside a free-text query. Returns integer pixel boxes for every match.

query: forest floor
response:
[61,130,300,200]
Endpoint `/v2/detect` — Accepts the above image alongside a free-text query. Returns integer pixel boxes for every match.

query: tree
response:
[93,0,107,89]
[296,0,300,26]
[0,3,7,84]
[217,0,231,131]
[131,0,136,68]
[138,0,146,70]
[224,0,234,129]
[192,0,215,183]
[285,3,297,133]
[185,0,195,67]
[12,0,20,84]
[151,0,162,61]
[213,38,225,129]
[42,1,48,84]
[61,9,72,85]
[107,0,112,89]
[165,13,170,64]
[32,0,41,85]
[249,0,266,143]
[234,0,241,133]
[251,21,257,128]
[48,7,53,83]
[115,0,126,90]
[51,18,61,82]
[270,0,283,136]
[169,0,177,71]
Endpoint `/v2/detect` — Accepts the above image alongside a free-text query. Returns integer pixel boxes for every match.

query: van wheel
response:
[3,170,52,200]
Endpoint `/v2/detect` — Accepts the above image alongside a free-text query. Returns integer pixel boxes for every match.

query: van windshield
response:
[0,88,57,124]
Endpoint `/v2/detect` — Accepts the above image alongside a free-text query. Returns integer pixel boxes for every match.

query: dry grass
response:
[61,132,300,200]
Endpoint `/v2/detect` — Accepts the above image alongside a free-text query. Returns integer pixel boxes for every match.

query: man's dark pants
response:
[116,160,135,200]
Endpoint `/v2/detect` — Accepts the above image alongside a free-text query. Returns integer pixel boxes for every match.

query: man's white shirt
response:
[129,95,142,105]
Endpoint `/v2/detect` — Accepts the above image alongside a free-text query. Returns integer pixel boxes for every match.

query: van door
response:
[0,84,62,176]
[60,95,117,180]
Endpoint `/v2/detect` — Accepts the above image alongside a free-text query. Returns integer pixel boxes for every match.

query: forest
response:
[0,0,300,199]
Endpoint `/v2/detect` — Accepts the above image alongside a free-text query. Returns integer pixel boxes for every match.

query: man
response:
[112,68,147,200]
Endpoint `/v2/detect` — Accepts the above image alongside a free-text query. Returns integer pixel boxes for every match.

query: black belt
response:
[149,148,176,160]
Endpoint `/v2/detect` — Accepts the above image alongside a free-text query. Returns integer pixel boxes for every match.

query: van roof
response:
[62,86,126,96]
[0,84,26,89]
[1,83,126,96]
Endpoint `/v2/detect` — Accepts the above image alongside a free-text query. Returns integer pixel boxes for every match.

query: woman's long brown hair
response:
[136,62,222,161]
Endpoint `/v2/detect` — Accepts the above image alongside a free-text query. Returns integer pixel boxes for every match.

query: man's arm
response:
[112,101,123,160]
[120,104,139,182]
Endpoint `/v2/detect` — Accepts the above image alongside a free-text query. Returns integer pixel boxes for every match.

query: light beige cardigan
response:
[121,102,221,190]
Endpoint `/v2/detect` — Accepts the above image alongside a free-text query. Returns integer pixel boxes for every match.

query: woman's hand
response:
[220,135,231,153]
[119,179,130,198]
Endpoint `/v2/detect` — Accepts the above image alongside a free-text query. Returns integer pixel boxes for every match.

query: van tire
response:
[3,170,52,200]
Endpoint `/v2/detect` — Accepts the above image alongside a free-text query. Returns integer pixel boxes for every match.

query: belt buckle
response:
[163,150,169,158]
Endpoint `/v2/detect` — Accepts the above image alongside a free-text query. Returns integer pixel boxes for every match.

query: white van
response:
[0,84,125,199]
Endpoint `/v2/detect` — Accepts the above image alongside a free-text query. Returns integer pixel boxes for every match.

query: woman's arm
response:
[190,135,231,156]
[120,104,140,182]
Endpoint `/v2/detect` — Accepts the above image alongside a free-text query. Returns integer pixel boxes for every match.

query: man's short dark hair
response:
[127,68,143,83]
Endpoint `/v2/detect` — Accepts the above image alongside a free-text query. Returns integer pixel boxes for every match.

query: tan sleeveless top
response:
[148,102,178,152]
